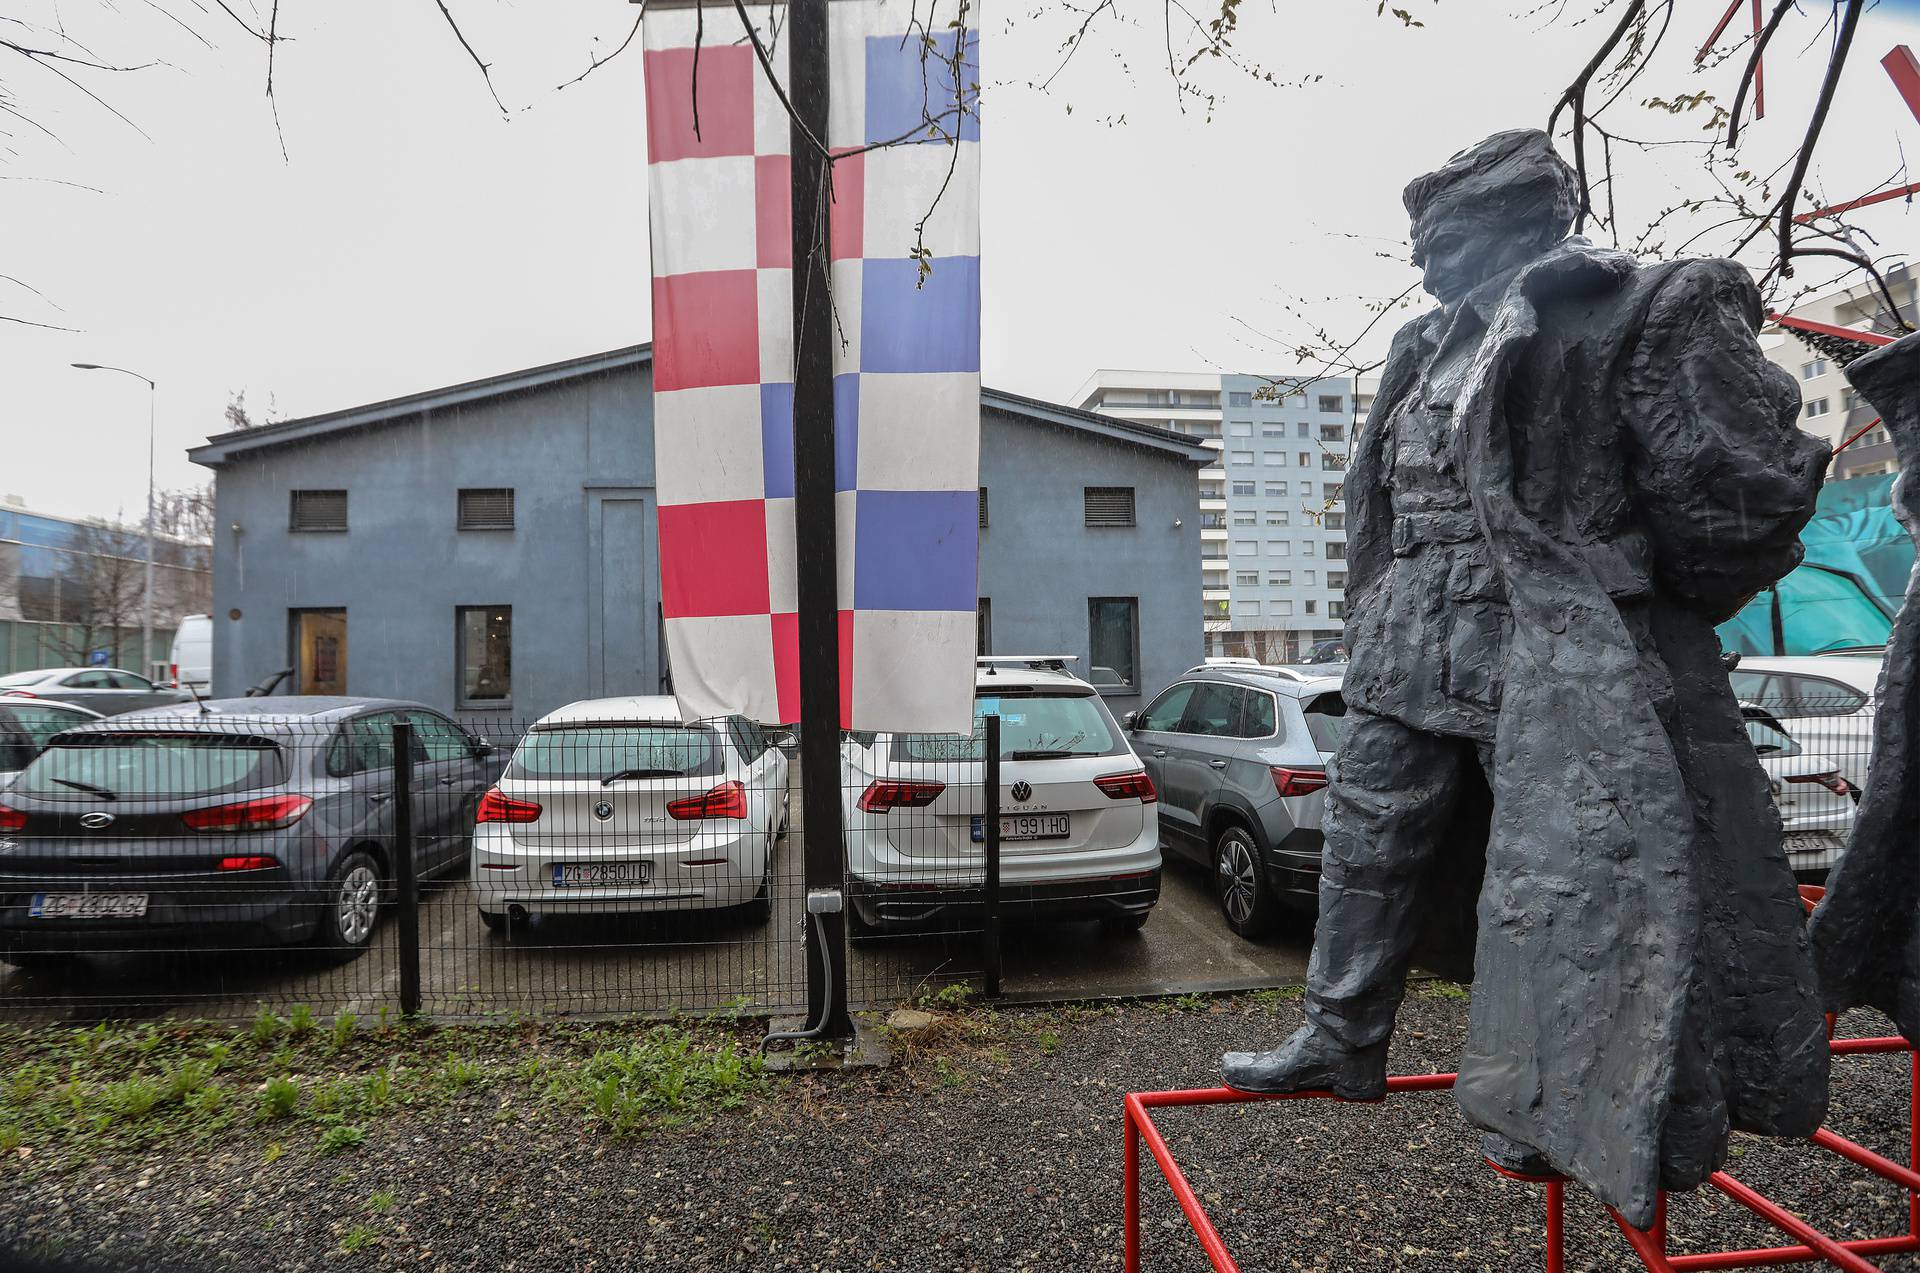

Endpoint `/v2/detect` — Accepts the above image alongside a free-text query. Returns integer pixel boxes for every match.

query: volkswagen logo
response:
[1009,781,1033,803]
[80,812,115,830]
[592,800,614,822]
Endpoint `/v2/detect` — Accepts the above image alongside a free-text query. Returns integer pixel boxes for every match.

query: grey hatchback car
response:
[1123,668,1349,937]
[0,697,501,969]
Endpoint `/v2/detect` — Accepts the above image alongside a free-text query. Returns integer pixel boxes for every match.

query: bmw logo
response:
[80,812,115,830]
[1009,781,1032,804]
[592,800,614,822]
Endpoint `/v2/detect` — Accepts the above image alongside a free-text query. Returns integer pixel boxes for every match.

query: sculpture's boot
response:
[1480,1131,1557,1178]
[1221,1024,1388,1100]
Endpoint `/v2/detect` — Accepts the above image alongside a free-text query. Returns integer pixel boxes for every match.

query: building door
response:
[588,494,654,698]
[291,609,347,695]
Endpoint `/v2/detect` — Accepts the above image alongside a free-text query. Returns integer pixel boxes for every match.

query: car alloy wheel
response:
[1219,836,1257,926]
[337,862,380,946]
[1213,825,1274,938]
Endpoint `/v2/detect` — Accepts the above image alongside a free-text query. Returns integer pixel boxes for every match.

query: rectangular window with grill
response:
[290,489,348,532]
[1083,486,1136,527]
[1318,395,1344,413]
[978,487,989,528]
[457,488,516,531]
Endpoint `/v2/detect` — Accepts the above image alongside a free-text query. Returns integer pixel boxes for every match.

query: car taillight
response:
[1094,770,1158,803]
[667,780,749,821]
[856,780,945,813]
[0,805,24,832]
[1271,767,1329,798]
[181,794,313,832]
[476,787,542,824]
[1,690,36,699]
[216,855,279,871]
[1788,772,1853,798]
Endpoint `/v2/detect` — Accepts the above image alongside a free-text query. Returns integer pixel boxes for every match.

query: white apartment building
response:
[1074,369,1376,664]
[1765,263,1917,481]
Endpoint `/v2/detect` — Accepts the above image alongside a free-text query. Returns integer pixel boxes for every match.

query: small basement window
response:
[1083,486,1137,528]
[290,490,348,532]
[458,488,516,531]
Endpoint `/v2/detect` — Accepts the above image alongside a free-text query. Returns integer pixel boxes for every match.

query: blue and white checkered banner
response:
[645,0,982,735]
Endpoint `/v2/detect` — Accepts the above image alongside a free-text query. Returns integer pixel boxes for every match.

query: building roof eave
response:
[188,345,655,466]
[187,345,1212,469]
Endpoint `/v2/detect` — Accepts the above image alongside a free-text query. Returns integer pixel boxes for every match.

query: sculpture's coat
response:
[1809,332,1920,1044]
[1340,240,1832,1227]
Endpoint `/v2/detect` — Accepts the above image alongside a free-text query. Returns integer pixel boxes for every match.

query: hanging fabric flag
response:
[643,0,982,735]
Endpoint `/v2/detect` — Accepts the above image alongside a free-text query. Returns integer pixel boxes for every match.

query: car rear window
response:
[1302,693,1350,753]
[1743,714,1802,758]
[507,725,721,781]
[16,733,286,800]
[894,693,1126,762]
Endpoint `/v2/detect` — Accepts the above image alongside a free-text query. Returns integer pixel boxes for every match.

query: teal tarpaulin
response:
[1717,473,1909,655]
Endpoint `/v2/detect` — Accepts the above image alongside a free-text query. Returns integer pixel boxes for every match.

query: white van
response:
[168,614,212,694]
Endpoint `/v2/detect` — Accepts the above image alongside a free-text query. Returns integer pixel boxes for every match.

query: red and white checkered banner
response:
[644,0,982,734]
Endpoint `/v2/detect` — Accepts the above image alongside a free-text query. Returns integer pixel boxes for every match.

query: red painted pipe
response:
[1706,1171,1882,1273]
[1666,1234,1920,1270]
[1125,1092,1240,1273]
[1611,1208,1684,1272]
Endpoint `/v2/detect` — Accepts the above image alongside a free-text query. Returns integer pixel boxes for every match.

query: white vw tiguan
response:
[839,657,1161,935]
[471,697,789,931]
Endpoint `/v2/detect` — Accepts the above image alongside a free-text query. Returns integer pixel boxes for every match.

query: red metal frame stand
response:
[1123,1038,1920,1272]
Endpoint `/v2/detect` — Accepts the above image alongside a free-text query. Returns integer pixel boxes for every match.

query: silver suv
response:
[1122,668,1349,937]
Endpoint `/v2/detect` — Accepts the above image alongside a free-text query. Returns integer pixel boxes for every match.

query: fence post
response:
[983,713,1002,998]
[390,720,422,1018]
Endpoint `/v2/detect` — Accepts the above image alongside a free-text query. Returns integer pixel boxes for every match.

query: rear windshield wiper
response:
[601,767,683,786]
[48,777,118,800]
[1008,749,1078,760]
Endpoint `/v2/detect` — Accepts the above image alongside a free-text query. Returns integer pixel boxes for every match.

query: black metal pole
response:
[391,721,421,1018]
[982,713,1001,998]
[790,0,854,1040]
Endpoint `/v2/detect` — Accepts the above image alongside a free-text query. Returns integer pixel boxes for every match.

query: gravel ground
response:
[1,989,1916,1273]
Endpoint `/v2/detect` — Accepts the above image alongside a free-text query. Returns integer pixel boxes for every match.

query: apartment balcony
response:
[1200,526,1228,541]
[1203,587,1232,602]
[1199,496,1227,512]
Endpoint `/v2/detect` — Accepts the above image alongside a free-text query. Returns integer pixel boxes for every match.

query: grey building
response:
[188,347,1209,724]
[1073,368,1373,663]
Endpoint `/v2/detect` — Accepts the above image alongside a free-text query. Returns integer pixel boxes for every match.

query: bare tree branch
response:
[556,6,646,93]
[429,0,508,117]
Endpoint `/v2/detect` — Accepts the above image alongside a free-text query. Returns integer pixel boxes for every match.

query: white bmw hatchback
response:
[839,658,1161,935]
[471,697,789,931]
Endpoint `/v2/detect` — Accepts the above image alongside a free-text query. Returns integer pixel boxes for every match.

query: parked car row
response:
[0,646,1879,970]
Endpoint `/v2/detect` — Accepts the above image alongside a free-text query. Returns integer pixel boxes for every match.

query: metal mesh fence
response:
[0,685,1876,1024]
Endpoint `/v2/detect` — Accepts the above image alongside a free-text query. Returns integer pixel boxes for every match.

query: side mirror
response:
[470,738,496,759]
[1121,711,1139,731]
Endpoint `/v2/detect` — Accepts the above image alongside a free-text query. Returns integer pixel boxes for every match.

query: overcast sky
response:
[5,0,1918,523]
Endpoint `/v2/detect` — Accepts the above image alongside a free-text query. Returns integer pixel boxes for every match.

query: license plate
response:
[1781,832,1844,857]
[31,893,148,919]
[552,862,651,887]
[970,814,1072,842]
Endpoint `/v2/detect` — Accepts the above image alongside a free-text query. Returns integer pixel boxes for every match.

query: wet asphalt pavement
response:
[0,807,1314,1025]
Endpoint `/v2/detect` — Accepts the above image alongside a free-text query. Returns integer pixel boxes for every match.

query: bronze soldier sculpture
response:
[1809,331,1920,1044]
[1223,130,1832,1227]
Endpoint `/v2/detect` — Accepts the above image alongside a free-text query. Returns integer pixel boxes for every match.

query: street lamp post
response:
[71,363,157,678]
